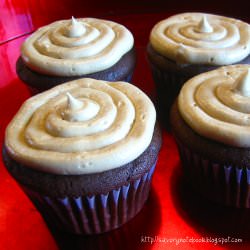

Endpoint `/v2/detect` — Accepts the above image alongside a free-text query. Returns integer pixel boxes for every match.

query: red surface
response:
[0,1,250,250]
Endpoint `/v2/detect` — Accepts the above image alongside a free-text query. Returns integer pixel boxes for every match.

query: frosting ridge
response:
[150,13,250,65]
[5,78,156,174]
[21,18,134,76]
[178,64,250,147]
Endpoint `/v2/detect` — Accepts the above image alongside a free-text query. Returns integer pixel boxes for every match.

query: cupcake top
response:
[21,17,134,76]
[150,13,250,65]
[178,64,250,147]
[5,78,156,175]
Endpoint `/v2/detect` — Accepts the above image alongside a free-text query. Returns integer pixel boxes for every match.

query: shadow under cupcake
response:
[45,188,161,250]
[170,164,250,245]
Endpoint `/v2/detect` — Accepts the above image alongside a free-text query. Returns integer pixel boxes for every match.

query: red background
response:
[0,1,249,249]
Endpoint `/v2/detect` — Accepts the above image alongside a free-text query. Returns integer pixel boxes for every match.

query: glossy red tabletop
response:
[0,1,250,250]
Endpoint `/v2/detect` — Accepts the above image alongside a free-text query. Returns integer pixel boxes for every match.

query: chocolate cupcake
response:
[171,64,250,208]
[148,12,250,127]
[3,78,161,234]
[17,17,136,93]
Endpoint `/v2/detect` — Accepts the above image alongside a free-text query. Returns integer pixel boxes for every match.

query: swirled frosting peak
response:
[21,17,134,76]
[65,17,86,37]
[233,69,250,96]
[61,93,100,122]
[150,13,250,65]
[66,92,84,110]
[178,64,250,147]
[197,15,213,33]
[5,78,156,175]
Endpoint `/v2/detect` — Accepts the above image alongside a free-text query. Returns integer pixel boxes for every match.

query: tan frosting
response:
[150,13,250,65]
[197,16,213,33]
[5,78,156,174]
[65,17,86,37]
[21,17,134,76]
[178,64,250,147]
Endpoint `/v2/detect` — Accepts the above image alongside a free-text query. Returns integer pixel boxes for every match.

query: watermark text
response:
[141,236,243,246]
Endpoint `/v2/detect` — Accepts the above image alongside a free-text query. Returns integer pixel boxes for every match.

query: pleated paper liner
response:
[21,162,156,234]
[176,140,250,208]
[148,62,190,128]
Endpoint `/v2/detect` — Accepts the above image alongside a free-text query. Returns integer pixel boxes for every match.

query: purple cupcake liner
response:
[150,62,189,92]
[122,73,133,83]
[176,141,250,208]
[21,162,156,234]
[148,62,190,127]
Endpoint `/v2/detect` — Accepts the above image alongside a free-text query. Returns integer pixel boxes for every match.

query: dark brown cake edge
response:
[2,123,162,198]
[16,47,136,91]
[170,101,250,168]
[147,44,250,76]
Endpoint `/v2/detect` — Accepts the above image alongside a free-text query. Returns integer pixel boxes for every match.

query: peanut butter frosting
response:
[5,78,156,174]
[21,17,134,76]
[150,13,250,65]
[178,64,250,147]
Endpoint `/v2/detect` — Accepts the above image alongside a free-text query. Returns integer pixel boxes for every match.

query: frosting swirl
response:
[5,78,156,174]
[178,64,250,147]
[21,17,134,76]
[150,13,250,65]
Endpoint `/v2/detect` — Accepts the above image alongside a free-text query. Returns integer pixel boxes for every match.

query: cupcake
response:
[170,64,250,208]
[3,78,161,234]
[16,17,136,93]
[148,12,250,127]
